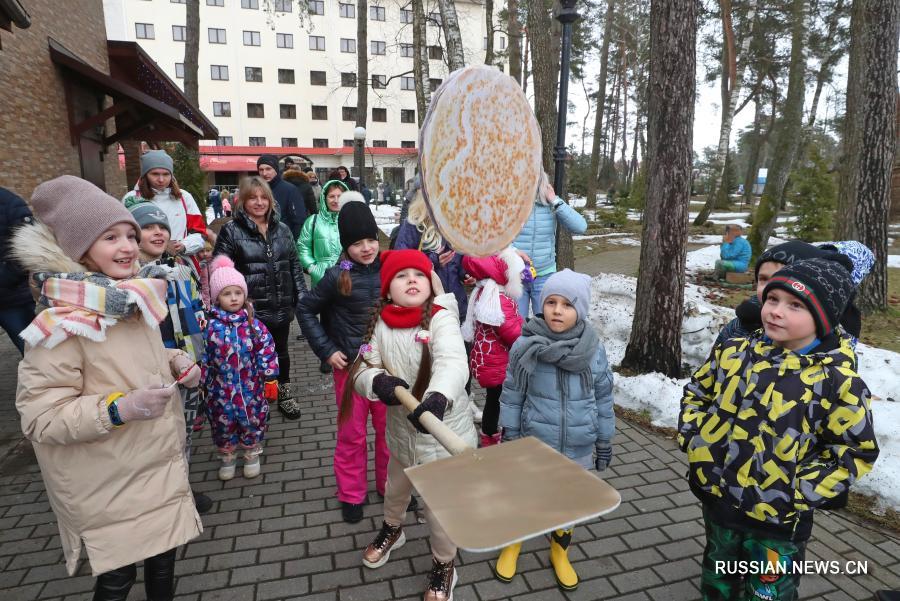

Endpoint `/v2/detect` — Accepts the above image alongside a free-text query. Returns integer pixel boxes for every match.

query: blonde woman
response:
[213,176,307,419]
[394,191,473,321]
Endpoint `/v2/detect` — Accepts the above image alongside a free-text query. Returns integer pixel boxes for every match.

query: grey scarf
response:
[509,317,599,401]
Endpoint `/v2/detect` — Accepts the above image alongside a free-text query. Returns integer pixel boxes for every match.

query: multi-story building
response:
[104,0,506,189]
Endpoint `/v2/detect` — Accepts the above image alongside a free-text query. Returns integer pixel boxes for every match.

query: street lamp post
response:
[353,126,367,194]
[553,0,579,195]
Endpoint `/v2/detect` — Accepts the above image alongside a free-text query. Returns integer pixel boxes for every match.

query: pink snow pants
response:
[333,367,389,504]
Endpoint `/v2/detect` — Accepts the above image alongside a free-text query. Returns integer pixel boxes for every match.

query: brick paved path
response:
[2,329,900,601]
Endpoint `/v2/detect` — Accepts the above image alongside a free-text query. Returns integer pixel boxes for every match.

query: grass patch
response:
[858,268,900,353]
[616,405,900,535]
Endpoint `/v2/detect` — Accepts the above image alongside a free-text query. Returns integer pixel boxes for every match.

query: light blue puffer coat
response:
[499,337,614,461]
[513,200,588,276]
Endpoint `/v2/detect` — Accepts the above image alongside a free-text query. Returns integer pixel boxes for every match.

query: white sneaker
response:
[218,454,236,481]
[243,446,262,478]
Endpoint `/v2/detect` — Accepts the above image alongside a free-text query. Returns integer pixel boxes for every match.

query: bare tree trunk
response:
[183,0,200,106]
[836,0,866,240]
[507,0,522,83]
[621,0,696,377]
[413,0,431,125]
[485,0,495,64]
[805,0,845,133]
[619,45,628,189]
[747,0,807,257]
[585,0,615,208]
[741,97,765,206]
[435,0,465,71]
[853,0,899,313]
[627,115,640,187]
[522,26,530,95]
[608,42,623,184]
[693,0,758,224]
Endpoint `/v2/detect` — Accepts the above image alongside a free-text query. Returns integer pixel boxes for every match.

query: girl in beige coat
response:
[13,176,202,601]
[349,249,476,601]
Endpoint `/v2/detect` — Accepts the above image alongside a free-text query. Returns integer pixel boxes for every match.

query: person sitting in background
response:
[714,224,751,280]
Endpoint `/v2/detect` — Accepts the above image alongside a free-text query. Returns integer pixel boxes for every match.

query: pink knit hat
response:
[209,255,248,302]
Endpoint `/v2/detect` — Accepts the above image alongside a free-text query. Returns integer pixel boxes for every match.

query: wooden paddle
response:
[394,386,621,552]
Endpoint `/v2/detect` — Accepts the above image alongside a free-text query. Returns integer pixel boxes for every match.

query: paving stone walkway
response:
[2,329,900,601]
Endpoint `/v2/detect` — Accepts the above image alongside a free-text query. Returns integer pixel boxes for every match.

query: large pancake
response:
[418,65,542,257]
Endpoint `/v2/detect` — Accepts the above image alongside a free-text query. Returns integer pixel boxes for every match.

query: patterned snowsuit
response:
[202,307,279,451]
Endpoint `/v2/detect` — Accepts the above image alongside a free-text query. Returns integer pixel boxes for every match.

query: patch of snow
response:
[888,255,900,269]
[608,238,641,247]
[587,271,900,512]
[688,235,725,245]
[573,233,632,241]
[685,245,723,272]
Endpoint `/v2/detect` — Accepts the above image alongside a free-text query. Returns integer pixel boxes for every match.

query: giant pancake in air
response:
[418,65,543,257]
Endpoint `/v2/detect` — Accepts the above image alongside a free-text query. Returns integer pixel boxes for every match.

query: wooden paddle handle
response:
[394,387,471,456]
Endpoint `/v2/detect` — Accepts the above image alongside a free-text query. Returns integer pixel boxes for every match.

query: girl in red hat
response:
[345,249,476,601]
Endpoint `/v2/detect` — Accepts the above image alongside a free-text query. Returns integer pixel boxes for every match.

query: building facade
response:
[104,0,506,187]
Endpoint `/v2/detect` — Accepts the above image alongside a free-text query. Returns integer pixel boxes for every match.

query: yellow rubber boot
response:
[494,542,522,583]
[549,529,578,591]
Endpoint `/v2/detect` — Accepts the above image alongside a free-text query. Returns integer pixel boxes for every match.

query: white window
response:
[208,28,226,44]
[372,140,388,148]
[172,25,186,41]
[241,0,259,8]
[216,136,233,145]
[249,137,266,146]
[312,138,329,148]
[213,101,231,117]
[307,0,324,15]
[400,43,413,58]
[243,30,261,46]
[339,3,355,17]
[245,66,263,82]
[499,36,507,50]
[309,35,325,51]
[372,74,387,89]
[276,33,293,48]
[400,8,412,23]
[401,76,414,90]
[275,0,293,11]
[371,40,386,55]
[210,64,229,80]
[429,11,441,24]
[171,0,186,3]
[340,38,356,53]
[206,0,224,6]
[135,23,155,39]
[369,5,385,20]
[282,137,298,147]
[175,63,185,78]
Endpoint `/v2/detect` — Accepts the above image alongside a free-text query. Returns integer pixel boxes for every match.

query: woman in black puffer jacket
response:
[213,176,307,419]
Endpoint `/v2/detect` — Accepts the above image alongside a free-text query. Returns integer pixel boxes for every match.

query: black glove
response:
[408,392,449,434]
[372,373,409,406]
[595,442,613,472]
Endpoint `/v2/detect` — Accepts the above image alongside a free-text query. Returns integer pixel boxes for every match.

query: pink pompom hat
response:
[209,255,248,302]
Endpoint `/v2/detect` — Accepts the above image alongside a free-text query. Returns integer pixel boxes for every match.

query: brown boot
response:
[423,557,458,601]
[362,521,405,569]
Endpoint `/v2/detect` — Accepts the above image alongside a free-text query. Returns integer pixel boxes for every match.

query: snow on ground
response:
[688,235,725,245]
[608,237,641,247]
[573,233,632,241]
[686,240,788,272]
[588,271,900,512]
[889,255,900,268]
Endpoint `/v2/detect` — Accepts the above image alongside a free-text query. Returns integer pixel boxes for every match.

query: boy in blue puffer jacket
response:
[497,269,614,592]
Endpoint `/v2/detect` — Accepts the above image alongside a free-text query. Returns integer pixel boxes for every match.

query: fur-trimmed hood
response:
[11,220,85,275]
[282,168,309,184]
[461,246,524,300]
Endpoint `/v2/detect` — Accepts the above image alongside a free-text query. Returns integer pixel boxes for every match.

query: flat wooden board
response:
[404,437,621,552]
[418,65,542,257]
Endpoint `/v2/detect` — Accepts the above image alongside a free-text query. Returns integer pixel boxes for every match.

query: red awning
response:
[200,154,261,172]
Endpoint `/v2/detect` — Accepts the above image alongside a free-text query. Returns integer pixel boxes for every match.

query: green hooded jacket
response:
[296,179,349,287]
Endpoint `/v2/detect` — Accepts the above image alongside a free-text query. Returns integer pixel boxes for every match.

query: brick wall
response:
[0,0,125,200]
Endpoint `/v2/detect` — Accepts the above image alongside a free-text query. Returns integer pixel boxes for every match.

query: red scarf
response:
[380,303,444,329]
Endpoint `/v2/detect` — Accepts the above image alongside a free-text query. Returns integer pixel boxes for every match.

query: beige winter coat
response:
[355,293,477,467]
[12,222,202,577]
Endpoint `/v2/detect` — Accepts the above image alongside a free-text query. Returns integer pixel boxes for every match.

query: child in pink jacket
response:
[461,247,525,446]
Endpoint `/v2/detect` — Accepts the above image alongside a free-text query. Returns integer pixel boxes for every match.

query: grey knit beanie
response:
[130,202,171,232]
[540,268,592,320]
[30,176,140,261]
[140,149,174,178]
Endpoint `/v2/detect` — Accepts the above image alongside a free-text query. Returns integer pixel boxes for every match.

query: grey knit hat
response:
[540,268,592,320]
[30,175,140,261]
[130,202,170,232]
[140,149,174,178]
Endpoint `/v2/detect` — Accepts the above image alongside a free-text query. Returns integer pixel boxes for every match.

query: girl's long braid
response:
[410,295,434,402]
[337,251,353,296]
[338,297,388,423]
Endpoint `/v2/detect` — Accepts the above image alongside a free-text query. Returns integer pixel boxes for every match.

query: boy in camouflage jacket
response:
[678,257,878,601]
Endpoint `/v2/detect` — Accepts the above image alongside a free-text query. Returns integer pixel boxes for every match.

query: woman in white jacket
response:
[122,150,206,258]
[349,249,476,601]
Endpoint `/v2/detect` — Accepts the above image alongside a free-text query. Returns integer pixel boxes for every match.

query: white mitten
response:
[116,387,173,422]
